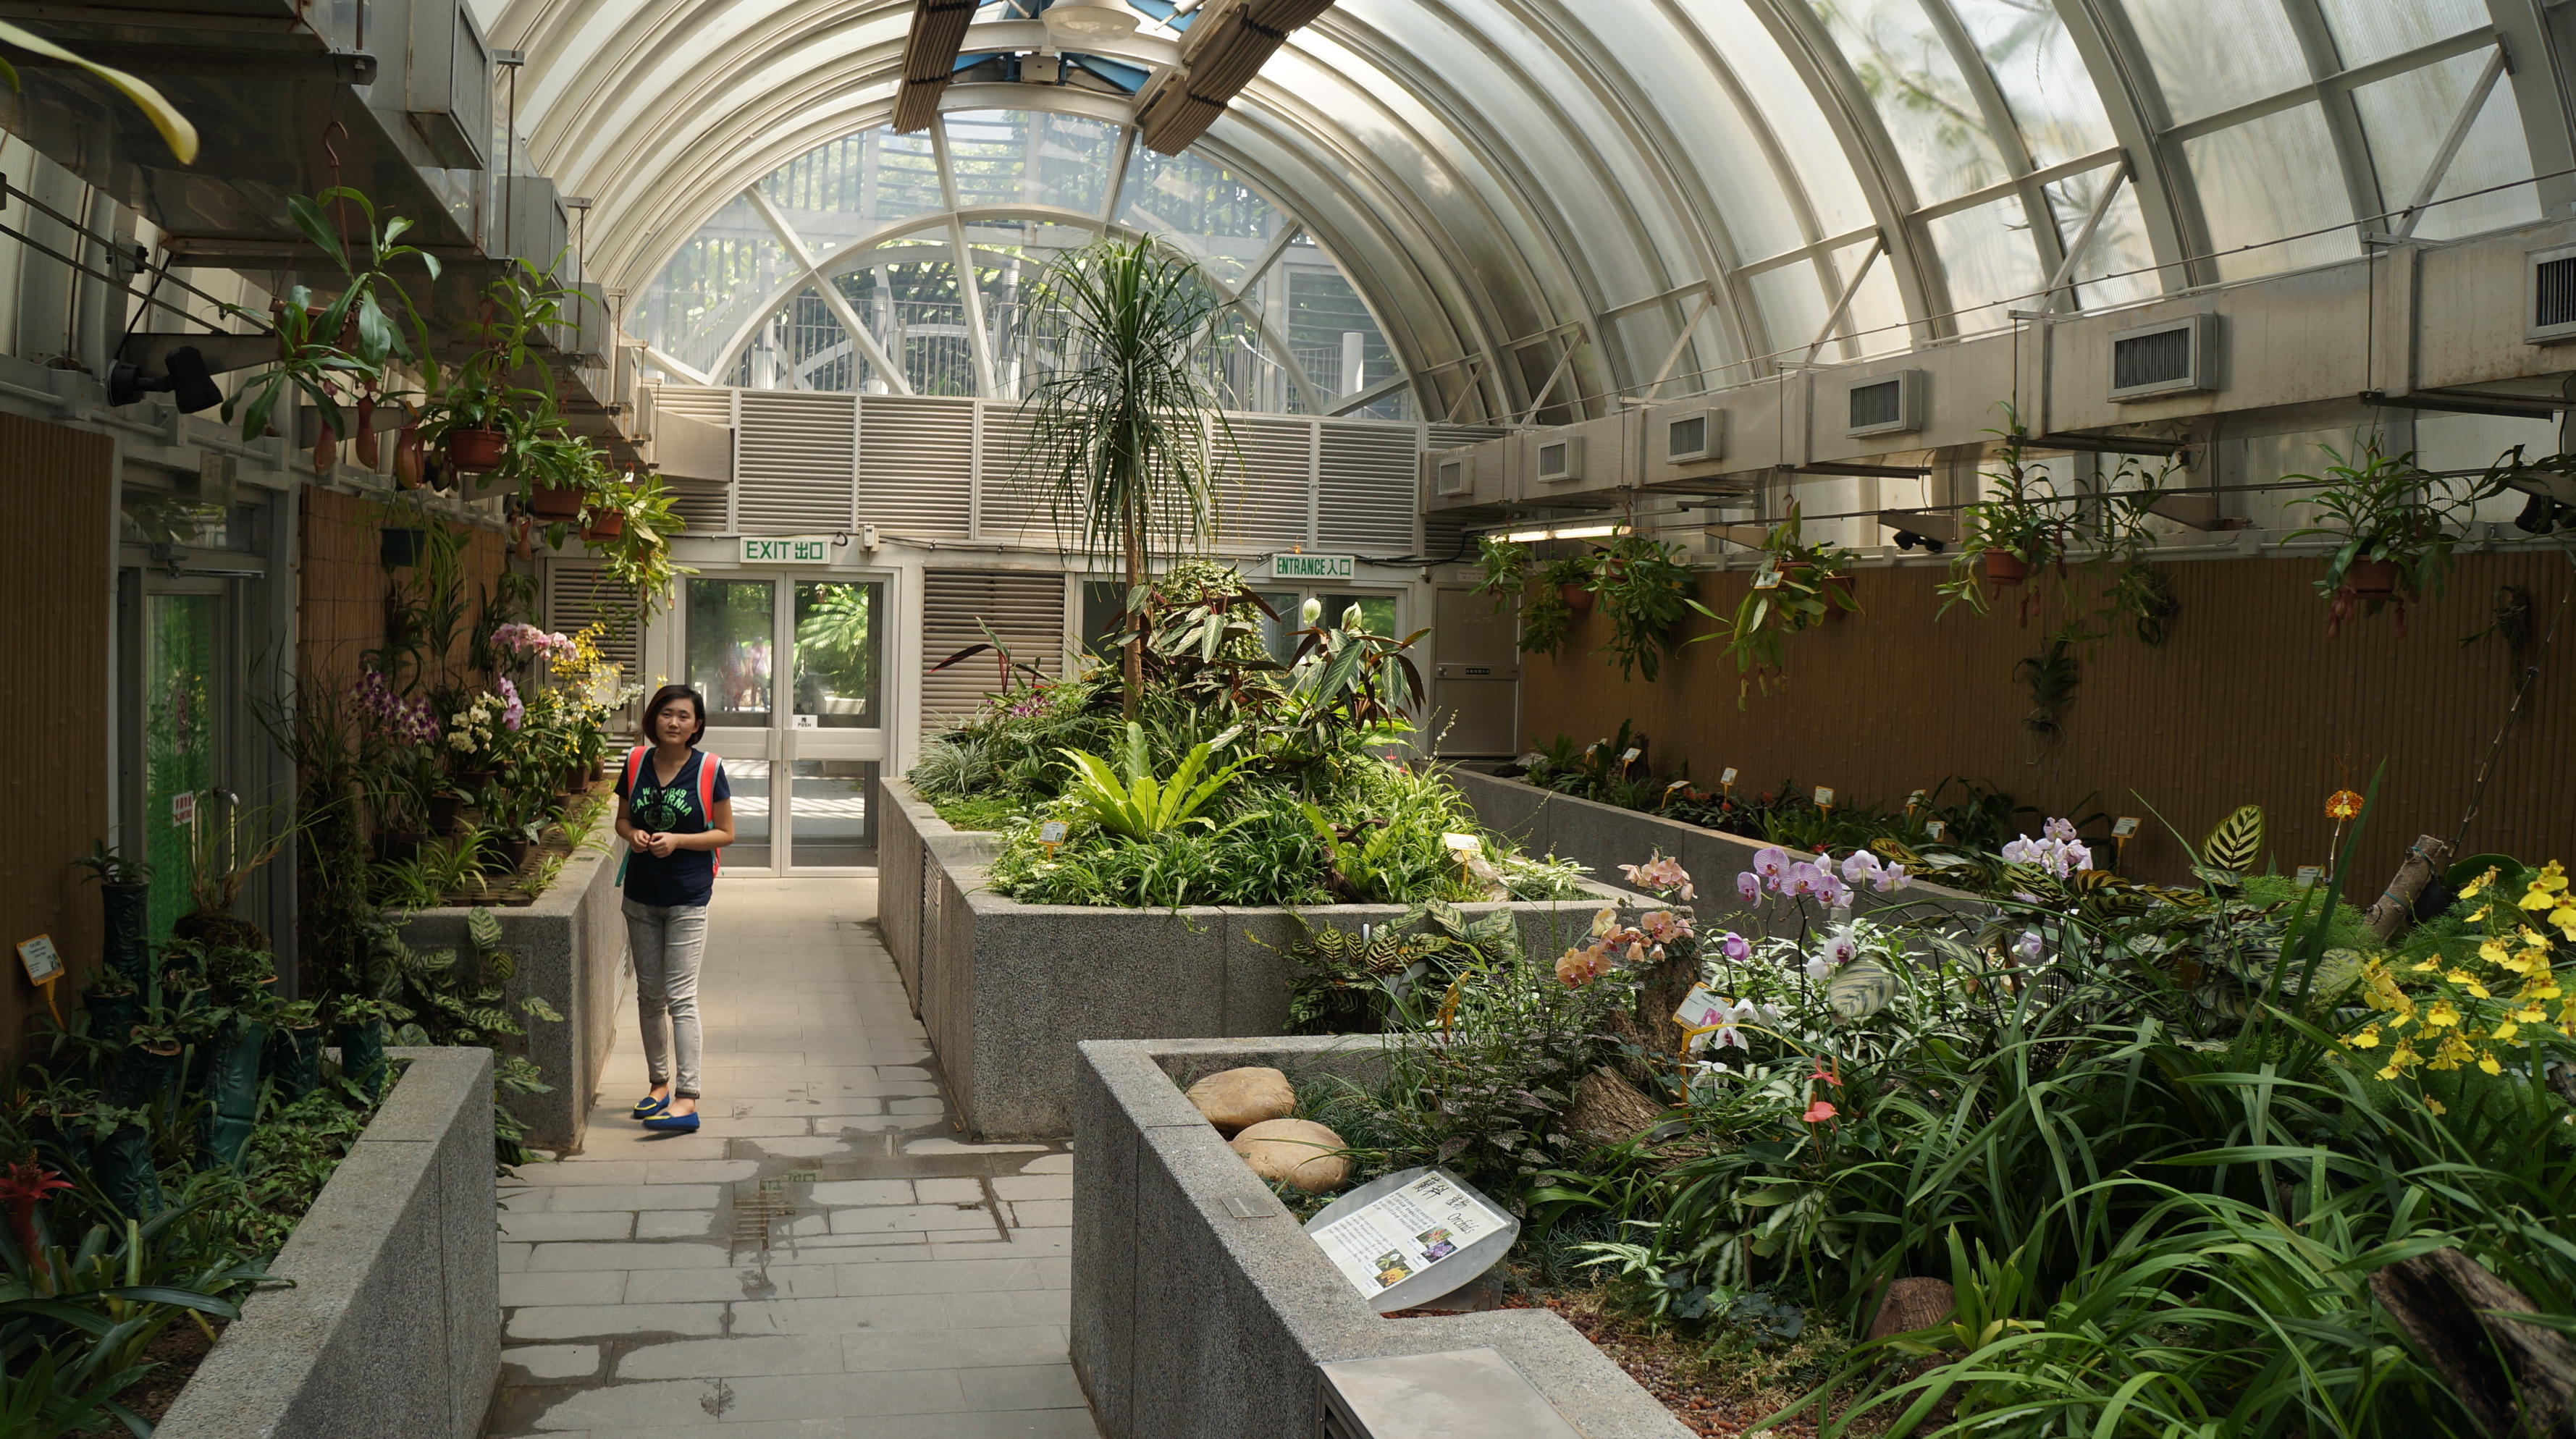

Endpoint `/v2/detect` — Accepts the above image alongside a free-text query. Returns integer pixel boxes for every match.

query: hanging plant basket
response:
[2342,558,2402,597]
[1982,549,2030,585]
[1558,583,1595,615]
[530,482,584,520]
[1824,572,1856,618]
[581,510,626,541]
[445,426,507,472]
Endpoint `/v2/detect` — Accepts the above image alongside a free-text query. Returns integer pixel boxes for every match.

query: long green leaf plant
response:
[1015,237,1238,720]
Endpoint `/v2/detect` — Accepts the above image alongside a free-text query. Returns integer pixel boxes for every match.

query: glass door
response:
[685,574,890,874]
[140,588,227,942]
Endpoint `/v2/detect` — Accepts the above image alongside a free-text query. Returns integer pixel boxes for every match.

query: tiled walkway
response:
[484,878,1097,1438]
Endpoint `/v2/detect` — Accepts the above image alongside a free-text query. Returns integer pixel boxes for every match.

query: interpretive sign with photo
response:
[1308,1170,1509,1299]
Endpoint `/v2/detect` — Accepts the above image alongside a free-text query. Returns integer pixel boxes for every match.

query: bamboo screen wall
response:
[1516,549,2576,892]
[297,488,510,690]
[0,413,111,1068]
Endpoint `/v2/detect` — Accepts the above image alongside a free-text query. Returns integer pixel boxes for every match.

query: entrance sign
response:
[742,536,834,565]
[1268,552,1355,581]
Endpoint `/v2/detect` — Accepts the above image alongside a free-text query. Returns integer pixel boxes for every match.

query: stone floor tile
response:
[613,1333,844,1380]
[1003,1200,1072,1229]
[911,1178,982,1204]
[717,1369,969,1422]
[904,1139,1047,1157]
[623,1265,840,1304]
[830,1204,996,1236]
[513,1183,727,1213]
[954,1364,1088,1411]
[1016,1155,1074,1175]
[526,1240,732,1271]
[842,1326,1069,1373]
[500,1211,635,1242]
[943,1290,1073,1330]
[505,1302,728,1341]
[501,1345,602,1381]
[636,1209,720,1239]
[844,1411,1100,1439]
[726,1294,951,1335]
[991,1175,1072,1202]
[511,1161,654,1186]
[804,1178,913,1207]
[830,1257,1051,1297]
[502,1272,626,1309]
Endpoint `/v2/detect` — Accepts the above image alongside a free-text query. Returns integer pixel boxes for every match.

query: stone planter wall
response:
[1074,1034,1691,1439]
[877,778,1634,1142]
[875,776,1003,1014]
[400,820,626,1154]
[1447,767,1991,935]
[156,1047,499,1439]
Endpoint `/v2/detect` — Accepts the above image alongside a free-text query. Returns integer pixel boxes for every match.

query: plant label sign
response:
[1037,821,1070,845]
[1268,552,1355,581]
[1619,747,1641,767]
[1720,767,1738,787]
[1307,1168,1513,1309]
[1675,984,1727,1035]
[171,791,195,827]
[1925,820,1948,841]
[1813,786,1836,809]
[2295,865,2325,891]
[1440,832,1481,856]
[2113,816,2141,839]
[1751,557,1783,590]
[741,536,833,564]
[16,935,60,986]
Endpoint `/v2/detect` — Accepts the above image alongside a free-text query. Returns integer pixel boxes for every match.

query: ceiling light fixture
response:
[1045,0,1139,41]
[1500,523,1623,544]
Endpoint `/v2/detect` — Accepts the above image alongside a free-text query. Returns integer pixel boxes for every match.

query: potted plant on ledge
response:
[2285,442,2513,636]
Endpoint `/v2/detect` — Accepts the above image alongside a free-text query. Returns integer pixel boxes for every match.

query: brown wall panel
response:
[1520,551,2575,891]
[0,413,112,1068]
[297,488,509,691]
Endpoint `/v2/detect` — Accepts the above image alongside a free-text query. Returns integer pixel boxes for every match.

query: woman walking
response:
[615,684,736,1133]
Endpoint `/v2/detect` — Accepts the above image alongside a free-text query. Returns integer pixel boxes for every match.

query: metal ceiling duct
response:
[893,0,979,132]
[1137,0,1334,153]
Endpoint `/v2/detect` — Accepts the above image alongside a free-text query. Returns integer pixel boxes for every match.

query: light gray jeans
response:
[623,899,708,1098]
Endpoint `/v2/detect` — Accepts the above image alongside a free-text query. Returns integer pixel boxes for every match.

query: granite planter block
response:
[399,815,626,1154]
[875,773,1004,1016]
[1448,768,1991,938]
[883,779,1631,1142]
[156,1047,499,1439]
[1074,1035,1692,1439]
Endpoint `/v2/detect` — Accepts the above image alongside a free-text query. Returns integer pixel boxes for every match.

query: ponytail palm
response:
[1018,237,1236,719]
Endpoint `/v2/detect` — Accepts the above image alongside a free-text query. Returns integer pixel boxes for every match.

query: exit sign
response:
[1268,552,1355,581]
[741,536,833,564]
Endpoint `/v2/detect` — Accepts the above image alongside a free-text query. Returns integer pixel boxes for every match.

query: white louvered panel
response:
[1316,421,1420,553]
[919,569,1066,726]
[858,395,975,539]
[736,390,856,533]
[544,560,642,675]
[1423,511,1476,565]
[1214,416,1313,547]
[652,384,736,423]
[972,404,1073,548]
[665,478,729,533]
[1427,424,1510,450]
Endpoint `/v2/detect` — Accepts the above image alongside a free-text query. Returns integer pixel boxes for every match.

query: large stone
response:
[1866,1277,1956,1341]
[1184,1067,1295,1136]
[1229,1118,1350,1194]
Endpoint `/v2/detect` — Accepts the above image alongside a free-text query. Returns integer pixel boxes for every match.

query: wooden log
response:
[2370,1247,2576,1438]
[2365,834,2455,944]
[1866,1277,1956,1342]
[1561,1066,1667,1150]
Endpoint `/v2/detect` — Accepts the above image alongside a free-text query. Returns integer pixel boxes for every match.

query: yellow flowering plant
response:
[2349,860,2574,1084]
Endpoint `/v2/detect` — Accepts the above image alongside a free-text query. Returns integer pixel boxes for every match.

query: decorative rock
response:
[1866,1276,1956,1341]
[1230,1118,1351,1194]
[1184,1066,1297,1136]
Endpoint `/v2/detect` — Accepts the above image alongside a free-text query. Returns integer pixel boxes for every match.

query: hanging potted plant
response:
[2284,442,2512,636]
[1688,504,1857,704]
[595,473,696,625]
[1590,530,1699,682]
[580,474,631,542]
[1940,418,2076,616]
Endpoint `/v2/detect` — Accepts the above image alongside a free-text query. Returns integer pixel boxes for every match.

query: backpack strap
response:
[695,751,723,877]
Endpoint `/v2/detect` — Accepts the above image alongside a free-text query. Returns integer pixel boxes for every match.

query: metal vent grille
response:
[1536,441,1570,474]
[737,391,856,532]
[2112,326,2195,392]
[972,404,1068,547]
[649,384,736,531]
[1318,422,1419,552]
[1218,417,1316,547]
[1424,510,1473,563]
[858,395,974,539]
[1667,414,1707,459]
[2537,256,2576,330]
[544,560,641,675]
[1434,458,1469,497]
[920,569,1065,726]
[1848,379,1903,431]
[1427,425,1510,449]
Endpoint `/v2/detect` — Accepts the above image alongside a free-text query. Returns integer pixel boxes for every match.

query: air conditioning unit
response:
[402,0,492,169]
[1659,407,1723,465]
[497,175,572,275]
[1530,432,1586,485]
[567,282,613,365]
[1845,371,1924,438]
[2527,244,2576,344]
[2108,313,2217,400]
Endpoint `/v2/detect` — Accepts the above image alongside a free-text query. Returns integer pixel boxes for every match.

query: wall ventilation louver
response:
[2527,245,2576,343]
[1532,434,1584,484]
[2107,314,2215,400]
[1844,372,1922,438]
[1434,457,1470,497]
[1663,408,1722,464]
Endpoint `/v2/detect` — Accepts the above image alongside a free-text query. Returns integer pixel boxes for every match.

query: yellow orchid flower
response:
[2491,1018,2520,1042]
[2462,866,2499,899]
[2349,1026,2381,1050]
[2479,1054,2503,1076]
[2425,999,2462,1029]
[2428,1098,2448,1116]
[2522,887,2557,912]
[2480,938,2511,965]
[2448,969,2491,998]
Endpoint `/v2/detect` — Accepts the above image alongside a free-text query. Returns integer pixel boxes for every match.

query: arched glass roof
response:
[628,111,1409,418]
[482,0,2572,425]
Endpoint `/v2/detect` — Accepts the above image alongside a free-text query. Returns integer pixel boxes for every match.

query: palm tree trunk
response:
[1122,476,1145,722]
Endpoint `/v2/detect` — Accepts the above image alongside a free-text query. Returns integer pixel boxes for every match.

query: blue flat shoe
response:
[641,1110,701,1133]
[631,1093,670,1118]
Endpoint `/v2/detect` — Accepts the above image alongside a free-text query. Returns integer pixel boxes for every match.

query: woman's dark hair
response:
[640,685,708,747]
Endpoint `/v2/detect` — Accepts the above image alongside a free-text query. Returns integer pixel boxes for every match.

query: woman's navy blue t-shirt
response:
[618,749,731,907]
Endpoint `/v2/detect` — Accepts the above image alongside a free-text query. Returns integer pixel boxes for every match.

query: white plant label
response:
[1310,1170,1508,1299]
[1813,786,1836,808]
[1925,820,1948,841]
[1619,748,1641,766]
[1037,821,1070,845]
[16,935,60,985]
[1440,832,1481,856]
[2113,816,2141,839]
[1720,767,1738,786]
[1674,984,1727,1037]
[2294,865,2325,891]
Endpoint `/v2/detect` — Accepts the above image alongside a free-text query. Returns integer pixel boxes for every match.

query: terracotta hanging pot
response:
[1823,572,1856,618]
[2343,558,2401,597]
[581,510,626,542]
[446,427,507,472]
[1559,583,1594,615]
[393,424,425,489]
[1982,549,2029,585]
[354,397,380,471]
[530,482,584,520]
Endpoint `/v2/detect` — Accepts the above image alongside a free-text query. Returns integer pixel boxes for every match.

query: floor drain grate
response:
[731,1171,817,1252]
